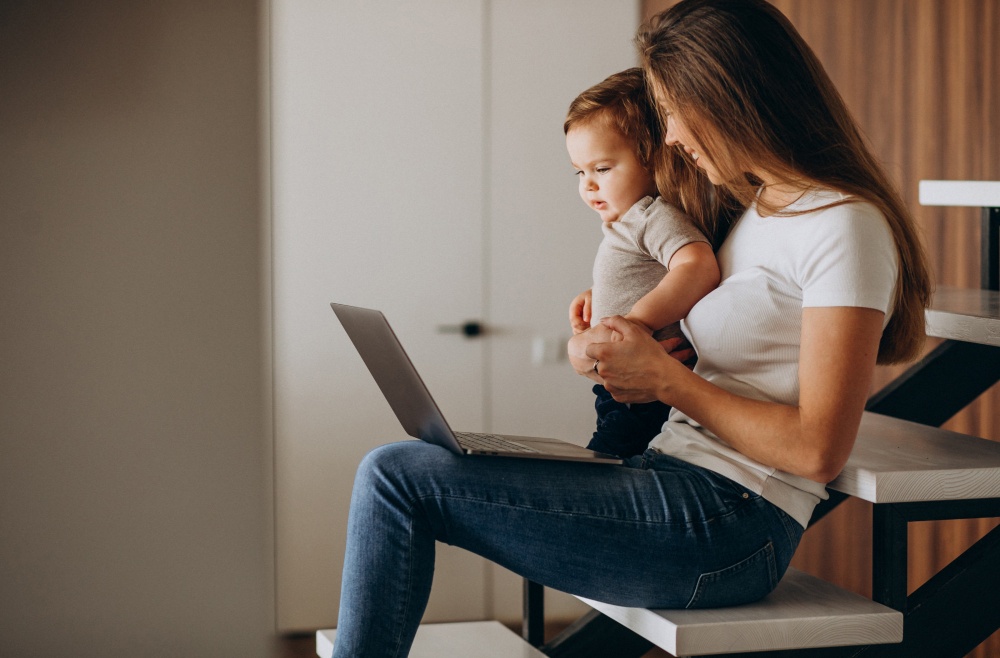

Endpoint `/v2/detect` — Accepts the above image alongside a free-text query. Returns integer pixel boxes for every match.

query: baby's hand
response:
[660,336,697,368]
[569,289,593,334]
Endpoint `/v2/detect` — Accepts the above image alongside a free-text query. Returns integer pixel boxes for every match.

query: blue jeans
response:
[333,441,803,658]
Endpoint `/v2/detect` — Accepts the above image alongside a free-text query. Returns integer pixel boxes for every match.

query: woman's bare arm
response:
[587,306,884,483]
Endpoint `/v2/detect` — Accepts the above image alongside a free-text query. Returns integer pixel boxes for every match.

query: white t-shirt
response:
[648,188,899,527]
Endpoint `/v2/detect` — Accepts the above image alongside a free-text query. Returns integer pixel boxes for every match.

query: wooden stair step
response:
[316,621,546,658]
[830,412,1000,504]
[918,179,1000,207]
[576,568,902,657]
[925,286,1000,347]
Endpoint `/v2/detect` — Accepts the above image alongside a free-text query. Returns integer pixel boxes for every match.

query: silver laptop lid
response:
[331,303,463,454]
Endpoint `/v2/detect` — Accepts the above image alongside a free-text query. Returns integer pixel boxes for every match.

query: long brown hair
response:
[636,0,932,364]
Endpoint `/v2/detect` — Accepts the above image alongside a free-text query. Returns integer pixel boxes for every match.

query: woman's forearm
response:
[658,372,833,481]
[591,346,825,480]
[591,307,884,483]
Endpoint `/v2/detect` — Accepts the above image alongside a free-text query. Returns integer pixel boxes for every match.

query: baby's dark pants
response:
[586,384,673,459]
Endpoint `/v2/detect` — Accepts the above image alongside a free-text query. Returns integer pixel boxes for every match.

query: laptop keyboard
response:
[454,431,540,454]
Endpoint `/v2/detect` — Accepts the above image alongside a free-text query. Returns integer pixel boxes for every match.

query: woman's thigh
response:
[358,441,802,609]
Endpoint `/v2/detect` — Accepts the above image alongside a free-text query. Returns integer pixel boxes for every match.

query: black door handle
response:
[437,321,485,338]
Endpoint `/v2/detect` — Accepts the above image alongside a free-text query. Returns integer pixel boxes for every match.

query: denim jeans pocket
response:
[685,540,778,608]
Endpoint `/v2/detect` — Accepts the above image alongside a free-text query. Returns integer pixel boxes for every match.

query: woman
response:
[331,1,932,655]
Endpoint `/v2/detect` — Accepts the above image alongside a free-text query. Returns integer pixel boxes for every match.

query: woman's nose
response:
[663,117,679,146]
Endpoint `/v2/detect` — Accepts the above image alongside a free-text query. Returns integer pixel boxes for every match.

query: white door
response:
[272,0,638,632]
[481,0,641,618]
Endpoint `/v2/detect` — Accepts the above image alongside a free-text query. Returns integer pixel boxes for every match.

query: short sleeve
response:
[799,201,898,315]
[636,197,710,270]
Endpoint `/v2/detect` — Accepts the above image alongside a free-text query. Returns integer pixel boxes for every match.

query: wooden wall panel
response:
[642,1,999,655]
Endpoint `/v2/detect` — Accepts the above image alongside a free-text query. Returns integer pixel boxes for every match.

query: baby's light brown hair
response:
[564,68,661,172]
[564,67,714,251]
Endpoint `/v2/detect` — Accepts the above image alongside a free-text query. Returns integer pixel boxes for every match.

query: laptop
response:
[331,302,621,464]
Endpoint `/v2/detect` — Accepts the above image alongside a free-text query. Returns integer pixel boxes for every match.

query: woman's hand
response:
[583,316,690,403]
[569,289,592,334]
[569,316,696,387]
[568,322,615,382]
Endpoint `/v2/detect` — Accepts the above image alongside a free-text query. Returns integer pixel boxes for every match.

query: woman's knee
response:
[355,441,413,487]
[360,439,446,470]
[353,441,449,499]
[358,440,413,471]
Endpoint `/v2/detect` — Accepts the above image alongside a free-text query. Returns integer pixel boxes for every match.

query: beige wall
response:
[0,2,273,656]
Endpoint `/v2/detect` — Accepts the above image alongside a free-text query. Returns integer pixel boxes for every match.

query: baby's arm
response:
[624,241,720,332]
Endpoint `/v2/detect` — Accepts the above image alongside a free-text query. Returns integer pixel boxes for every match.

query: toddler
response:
[565,68,720,458]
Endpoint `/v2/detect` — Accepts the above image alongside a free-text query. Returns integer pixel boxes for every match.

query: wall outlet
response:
[531,335,569,365]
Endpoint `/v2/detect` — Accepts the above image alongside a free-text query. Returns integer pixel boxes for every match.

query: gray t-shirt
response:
[591,196,709,340]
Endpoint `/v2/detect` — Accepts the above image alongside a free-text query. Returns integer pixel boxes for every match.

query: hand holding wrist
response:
[585,316,679,404]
